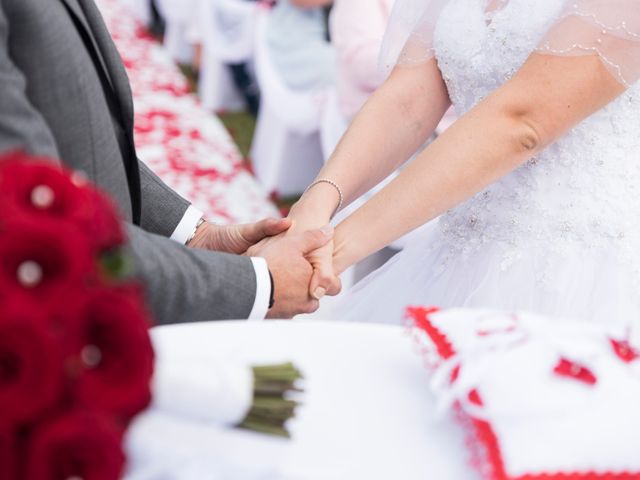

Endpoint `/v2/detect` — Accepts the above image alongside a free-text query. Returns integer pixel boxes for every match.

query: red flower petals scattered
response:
[610,338,640,364]
[553,358,597,385]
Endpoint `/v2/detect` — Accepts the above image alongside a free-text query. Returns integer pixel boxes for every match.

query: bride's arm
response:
[288,58,451,229]
[245,59,448,299]
[331,52,625,272]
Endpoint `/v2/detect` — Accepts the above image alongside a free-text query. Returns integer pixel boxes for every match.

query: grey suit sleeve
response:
[126,224,258,324]
[138,160,192,237]
[0,4,60,158]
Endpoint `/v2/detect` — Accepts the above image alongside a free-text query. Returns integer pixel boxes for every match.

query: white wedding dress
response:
[340,0,640,326]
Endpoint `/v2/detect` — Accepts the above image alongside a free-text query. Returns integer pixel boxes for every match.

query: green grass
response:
[179,63,256,159]
[218,111,257,160]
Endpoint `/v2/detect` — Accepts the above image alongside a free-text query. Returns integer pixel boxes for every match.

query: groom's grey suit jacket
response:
[0,0,259,323]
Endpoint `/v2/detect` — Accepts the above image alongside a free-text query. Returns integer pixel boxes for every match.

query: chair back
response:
[253,10,325,133]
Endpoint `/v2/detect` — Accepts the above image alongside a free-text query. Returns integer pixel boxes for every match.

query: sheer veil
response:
[379,0,450,72]
[537,0,640,87]
[379,0,640,87]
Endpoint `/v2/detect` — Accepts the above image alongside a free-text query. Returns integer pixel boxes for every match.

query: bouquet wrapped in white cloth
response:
[148,331,303,438]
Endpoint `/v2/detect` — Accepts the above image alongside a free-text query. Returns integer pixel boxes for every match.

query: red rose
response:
[0,302,64,427]
[0,428,16,480]
[0,218,96,304]
[81,188,127,253]
[70,287,154,420]
[0,151,88,222]
[25,411,125,480]
[0,151,126,253]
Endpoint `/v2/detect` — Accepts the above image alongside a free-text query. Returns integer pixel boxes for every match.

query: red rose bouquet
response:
[0,151,154,479]
[0,429,15,480]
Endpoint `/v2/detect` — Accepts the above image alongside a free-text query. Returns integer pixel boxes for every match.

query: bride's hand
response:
[250,187,344,300]
[247,228,341,300]
[286,207,342,300]
[306,239,341,300]
[246,219,341,300]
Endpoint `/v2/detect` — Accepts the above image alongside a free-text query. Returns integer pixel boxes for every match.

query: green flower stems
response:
[238,363,304,438]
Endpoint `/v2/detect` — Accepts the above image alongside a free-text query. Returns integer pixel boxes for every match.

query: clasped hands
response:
[188,216,341,319]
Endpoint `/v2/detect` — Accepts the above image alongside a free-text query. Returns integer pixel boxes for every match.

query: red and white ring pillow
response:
[407,307,640,480]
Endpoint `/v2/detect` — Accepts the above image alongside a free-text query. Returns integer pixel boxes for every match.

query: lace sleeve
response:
[535,0,640,87]
[379,0,450,72]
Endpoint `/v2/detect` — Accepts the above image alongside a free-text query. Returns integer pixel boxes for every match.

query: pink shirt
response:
[330,0,395,119]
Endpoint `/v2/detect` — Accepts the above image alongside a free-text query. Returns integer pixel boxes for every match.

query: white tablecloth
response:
[125,321,480,480]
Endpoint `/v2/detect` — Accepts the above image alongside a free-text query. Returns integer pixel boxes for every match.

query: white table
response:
[125,321,479,480]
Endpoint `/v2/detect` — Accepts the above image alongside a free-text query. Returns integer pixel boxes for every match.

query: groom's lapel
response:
[59,0,141,224]
[59,0,113,89]
[58,0,134,131]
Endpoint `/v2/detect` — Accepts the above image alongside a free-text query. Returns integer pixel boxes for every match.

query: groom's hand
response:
[187,218,292,254]
[249,226,334,319]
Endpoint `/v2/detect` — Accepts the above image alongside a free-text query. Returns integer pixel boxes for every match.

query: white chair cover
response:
[155,0,197,63]
[250,9,326,196]
[196,0,260,112]
[205,0,257,63]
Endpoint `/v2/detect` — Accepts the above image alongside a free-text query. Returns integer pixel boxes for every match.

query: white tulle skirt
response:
[338,226,640,327]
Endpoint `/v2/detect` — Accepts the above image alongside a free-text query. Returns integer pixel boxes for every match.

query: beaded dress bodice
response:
[432,0,640,274]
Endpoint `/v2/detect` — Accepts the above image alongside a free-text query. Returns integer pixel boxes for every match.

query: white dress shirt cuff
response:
[170,205,204,244]
[248,257,270,321]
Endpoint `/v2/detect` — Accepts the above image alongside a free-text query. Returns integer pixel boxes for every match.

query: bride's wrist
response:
[291,181,342,222]
[288,203,331,230]
[331,229,352,275]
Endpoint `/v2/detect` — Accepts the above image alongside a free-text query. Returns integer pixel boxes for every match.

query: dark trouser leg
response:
[228,63,260,116]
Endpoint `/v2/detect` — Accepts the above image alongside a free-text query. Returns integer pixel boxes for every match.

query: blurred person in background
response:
[330,0,394,120]
[266,0,335,91]
[187,0,262,114]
